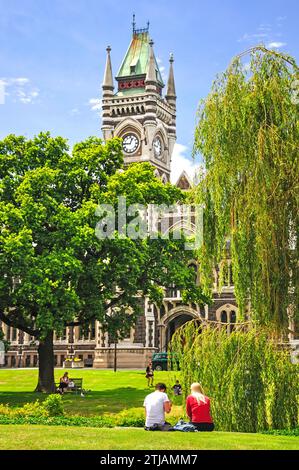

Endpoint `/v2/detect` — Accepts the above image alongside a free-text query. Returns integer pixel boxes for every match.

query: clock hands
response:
[123,134,139,153]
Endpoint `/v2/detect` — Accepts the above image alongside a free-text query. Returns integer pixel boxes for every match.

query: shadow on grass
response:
[0,387,155,415]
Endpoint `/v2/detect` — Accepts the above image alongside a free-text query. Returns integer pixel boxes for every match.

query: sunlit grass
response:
[0,425,298,450]
[0,368,182,416]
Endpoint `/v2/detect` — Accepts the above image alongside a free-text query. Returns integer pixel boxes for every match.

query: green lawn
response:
[0,368,182,416]
[0,368,298,450]
[0,425,298,450]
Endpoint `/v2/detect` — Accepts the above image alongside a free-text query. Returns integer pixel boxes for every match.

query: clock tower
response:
[101,19,176,182]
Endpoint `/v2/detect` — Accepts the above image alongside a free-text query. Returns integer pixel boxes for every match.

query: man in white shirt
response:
[143,383,172,430]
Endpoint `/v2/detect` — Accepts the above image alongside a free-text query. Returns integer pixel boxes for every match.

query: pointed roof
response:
[102,46,114,93]
[116,31,164,86]
[175,171,192,190]
[166,53,176,98]
[146,39,157,84]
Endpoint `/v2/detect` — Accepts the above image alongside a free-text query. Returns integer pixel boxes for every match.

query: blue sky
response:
[0,0,298,181]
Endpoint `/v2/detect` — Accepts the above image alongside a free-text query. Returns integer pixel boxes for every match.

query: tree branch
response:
[0,311,39,337]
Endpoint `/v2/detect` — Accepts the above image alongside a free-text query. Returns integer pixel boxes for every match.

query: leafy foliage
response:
[0,132,207,390]
[0,394,63,418]
[193,47,299,331]
[171,321,299,432]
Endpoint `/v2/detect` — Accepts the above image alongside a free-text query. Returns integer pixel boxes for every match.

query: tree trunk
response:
[35,331,56,393]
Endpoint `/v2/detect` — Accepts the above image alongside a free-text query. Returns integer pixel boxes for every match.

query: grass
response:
[0,425,298,450]
[0,368,183,416]
[0,368,298,450]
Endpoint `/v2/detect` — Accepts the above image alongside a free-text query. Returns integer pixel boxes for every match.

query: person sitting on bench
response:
[58,372,70,395]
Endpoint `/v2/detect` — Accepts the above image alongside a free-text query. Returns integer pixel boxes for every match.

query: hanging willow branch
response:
[170,320,298,432]
[193,46,299,333]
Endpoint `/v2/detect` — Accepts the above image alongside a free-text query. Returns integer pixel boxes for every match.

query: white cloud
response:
[16,88,39,104]
[0,77,39,104]
[238,32,268,42]
[258,24,272,32]
[12,78,30,86]
[170,143,202,184]
[238,21,287,48]
[266,41,287,49]
[89,98,102,111]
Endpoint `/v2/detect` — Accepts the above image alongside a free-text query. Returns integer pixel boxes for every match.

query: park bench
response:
[56,378,84,395]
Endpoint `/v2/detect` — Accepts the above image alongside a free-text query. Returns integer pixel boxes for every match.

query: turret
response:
[102,46,114,97]
[101,18,175,183]
[145,39,159,93]
[166,53,176,110]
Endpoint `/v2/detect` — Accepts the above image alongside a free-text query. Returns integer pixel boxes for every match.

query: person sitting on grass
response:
[143,382,172,431]
[145,361,154,387]
[58,371,69,395]
[186,382,214,431]
[172,380,182,396]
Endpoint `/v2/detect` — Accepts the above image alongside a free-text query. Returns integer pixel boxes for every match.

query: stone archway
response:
[159,306,201,351]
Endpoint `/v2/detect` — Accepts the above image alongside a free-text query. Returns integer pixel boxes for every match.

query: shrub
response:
[15,400,49,418]
[0,394,64,419]
[262,427,299,437]
[43,394,64,417]
[0,404,11,416]
[115,408,145,427]
[0,414,115,428]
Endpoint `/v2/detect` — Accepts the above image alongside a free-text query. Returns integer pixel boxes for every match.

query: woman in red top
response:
[186,383,214,431]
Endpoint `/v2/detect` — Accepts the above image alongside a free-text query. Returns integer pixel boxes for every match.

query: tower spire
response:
[166,53,176,109]
[145,39,158,92]
[102,45,114,97]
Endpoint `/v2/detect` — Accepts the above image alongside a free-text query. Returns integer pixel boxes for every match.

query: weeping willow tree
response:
[194,46,299,333]
[171,321,298,432]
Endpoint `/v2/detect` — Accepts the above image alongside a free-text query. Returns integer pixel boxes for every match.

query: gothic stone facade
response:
[1,23,238,369]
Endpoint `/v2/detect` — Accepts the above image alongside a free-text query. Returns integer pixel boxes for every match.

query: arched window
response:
[216,305,238,334]
[221,311,228,323]
[230,310,236,332]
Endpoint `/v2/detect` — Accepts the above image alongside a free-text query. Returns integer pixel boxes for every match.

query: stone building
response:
[1,21,238,369]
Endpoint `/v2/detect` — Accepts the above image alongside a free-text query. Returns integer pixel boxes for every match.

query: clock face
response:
[122,134,139,154]
[153,136,162,158]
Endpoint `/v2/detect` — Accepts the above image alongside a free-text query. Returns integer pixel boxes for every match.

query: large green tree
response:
[194,46,299,333]
[0,133,207,392]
